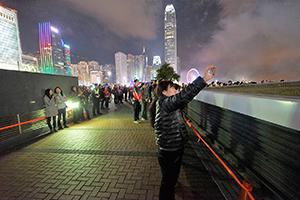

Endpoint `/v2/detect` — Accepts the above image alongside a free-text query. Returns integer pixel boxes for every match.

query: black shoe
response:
[53,128,58,132]
[58,126,64,130]
[98,113,103,115]
[93,114,97,116]
[64,125,69,128]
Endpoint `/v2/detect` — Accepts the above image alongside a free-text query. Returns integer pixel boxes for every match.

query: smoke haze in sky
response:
[192,0,300,82]
[66,0,163,40]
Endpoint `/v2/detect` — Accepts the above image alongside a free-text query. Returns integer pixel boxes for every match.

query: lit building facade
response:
[115,52,127,85]
[152,55,162,79]
[145,65,152,82]
[0,6,22,71]
[63,44,72,76]
[21,54,39,72]
[39,22,65,75]
[164,4,177,73]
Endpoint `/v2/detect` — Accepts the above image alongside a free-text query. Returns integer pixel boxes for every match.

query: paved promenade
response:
[0,102,227,200]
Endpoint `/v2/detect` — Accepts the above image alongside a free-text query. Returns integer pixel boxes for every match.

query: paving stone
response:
[0,103,227,200]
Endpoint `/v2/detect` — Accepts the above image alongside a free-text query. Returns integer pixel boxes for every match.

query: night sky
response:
[1,0,300,82]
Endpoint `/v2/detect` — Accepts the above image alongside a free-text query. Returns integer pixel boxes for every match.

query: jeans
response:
[158,148,184,200]
[57,108,67,128]
[132,100,141,121]
[141,100,148,120]
[46,116,56,130]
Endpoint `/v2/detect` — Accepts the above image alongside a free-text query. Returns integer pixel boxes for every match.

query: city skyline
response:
[1,0,300,82]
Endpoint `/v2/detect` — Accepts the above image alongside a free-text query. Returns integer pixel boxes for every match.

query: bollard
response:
[238,180,253,200]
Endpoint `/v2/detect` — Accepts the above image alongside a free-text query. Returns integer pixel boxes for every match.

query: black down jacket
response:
[154,76,207,151]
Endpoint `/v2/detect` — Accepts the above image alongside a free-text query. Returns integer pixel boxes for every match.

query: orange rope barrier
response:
[0,116,46,131]
[183,116,255,200]
[0,109,73,131]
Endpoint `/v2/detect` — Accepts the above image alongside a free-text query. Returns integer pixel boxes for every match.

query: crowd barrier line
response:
[0,110,72,131]
[183,116,255,200]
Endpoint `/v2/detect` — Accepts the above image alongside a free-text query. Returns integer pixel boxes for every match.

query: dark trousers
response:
[124,91,128,101]
[158,148,184,200]
[93,99,100,115]
[104,98,109,108]
[57,108,67,128]
[83,104,91,119]
[46,116,56,130]
[141,100,148,120]
[132,100,141,121]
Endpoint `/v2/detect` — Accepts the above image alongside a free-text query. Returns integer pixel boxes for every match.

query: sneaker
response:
[134,120,140,124]
[64,125,69,128]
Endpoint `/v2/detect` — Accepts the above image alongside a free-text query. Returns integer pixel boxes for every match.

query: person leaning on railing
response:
[54,86,69,129]
[44,89,58,133]
[149,65,217,200]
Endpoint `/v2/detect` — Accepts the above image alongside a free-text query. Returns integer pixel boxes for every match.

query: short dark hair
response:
[134,79,139,83]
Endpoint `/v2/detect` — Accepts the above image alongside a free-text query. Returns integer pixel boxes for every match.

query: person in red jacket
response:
[103,86,111,110]
[132,79,142,123]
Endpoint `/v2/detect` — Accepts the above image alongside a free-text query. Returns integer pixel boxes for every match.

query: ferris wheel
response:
[186,68,200,83]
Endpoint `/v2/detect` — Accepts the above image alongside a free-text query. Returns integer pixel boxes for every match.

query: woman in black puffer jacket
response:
[149,65,217,200]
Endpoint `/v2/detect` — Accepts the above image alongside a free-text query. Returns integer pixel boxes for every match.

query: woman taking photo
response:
[149,65,217,200]
[44,89,58,133]
[54,86,69,129]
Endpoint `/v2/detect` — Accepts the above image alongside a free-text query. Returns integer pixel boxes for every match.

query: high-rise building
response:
[142,47,148,81]
[115,52,127,85]
[145,65,152,82]
[39,22,65,75]
[63,44,72,76]
[164,4,177,73]
[152,56,161,79]
[0,6,22,71]
[127,54,143,82]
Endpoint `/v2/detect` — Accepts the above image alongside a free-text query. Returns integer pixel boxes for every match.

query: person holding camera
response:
[149,65,217,200]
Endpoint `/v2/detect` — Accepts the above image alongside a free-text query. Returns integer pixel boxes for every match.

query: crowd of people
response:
[43,65,217,200]
[43,80,166,133]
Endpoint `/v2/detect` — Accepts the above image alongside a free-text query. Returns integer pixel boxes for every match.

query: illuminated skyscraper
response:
[39,22,65,75]
[164,4,177,73]
[0,6,22,71]
[63,44,72,76]
[115,51,127,85]
[152,55,161,78]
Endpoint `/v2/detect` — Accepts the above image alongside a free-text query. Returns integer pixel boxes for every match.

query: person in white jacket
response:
[44,89,58,133]
[54,86,69,129]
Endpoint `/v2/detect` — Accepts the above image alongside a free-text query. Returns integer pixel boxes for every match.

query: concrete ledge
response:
[196,91,300,131]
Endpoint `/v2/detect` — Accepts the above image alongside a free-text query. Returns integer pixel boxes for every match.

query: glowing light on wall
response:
[50,26,58,33]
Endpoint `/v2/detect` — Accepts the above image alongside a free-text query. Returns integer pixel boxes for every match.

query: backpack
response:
[129,90,134,100]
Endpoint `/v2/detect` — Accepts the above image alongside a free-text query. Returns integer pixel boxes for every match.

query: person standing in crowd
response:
[103,86,110,110]
[54,86,69,130]
[81,86,92,120]
[117,85,123,104]
[99,84,105,110]
[132,79,142,124]
[123,85,128,101]
[140,83,149,120]
[149,65,217,200]
[44,89,58,133]
[92,84,101,116]
[70,86,83,123]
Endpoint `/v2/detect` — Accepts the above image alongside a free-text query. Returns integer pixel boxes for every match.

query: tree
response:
[156,62,180,82]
